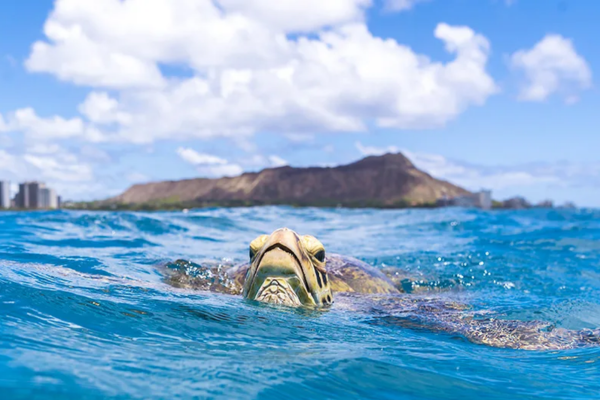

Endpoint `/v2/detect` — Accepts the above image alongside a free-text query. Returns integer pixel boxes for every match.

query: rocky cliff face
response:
[111,153,470,207]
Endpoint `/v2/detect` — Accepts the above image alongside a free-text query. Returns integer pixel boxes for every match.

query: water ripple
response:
[0,207,599,399]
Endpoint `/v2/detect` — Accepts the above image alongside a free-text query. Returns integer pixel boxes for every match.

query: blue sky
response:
[0,0,598,206]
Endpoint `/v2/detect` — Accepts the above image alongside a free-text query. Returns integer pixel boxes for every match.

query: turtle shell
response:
[325,254,400,294]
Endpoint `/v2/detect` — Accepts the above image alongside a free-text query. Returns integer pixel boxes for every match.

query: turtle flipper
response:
[362,295,600,350]
[457,318,600,350]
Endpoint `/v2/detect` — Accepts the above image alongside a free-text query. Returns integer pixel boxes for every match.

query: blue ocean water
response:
[1,207,599,399]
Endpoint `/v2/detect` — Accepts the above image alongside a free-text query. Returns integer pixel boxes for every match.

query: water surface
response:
[1,207,599,399]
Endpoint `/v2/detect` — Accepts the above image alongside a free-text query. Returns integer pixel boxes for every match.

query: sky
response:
[0,0,598,206]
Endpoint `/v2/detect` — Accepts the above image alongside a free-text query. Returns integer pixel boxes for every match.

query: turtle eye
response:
[249,234,268,261]
[314,250,325,263]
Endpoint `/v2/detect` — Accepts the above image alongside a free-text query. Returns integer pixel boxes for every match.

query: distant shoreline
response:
[3,153,575,212]
[0,203,574,213]
[53,200,569,212]
[61,199,440,212]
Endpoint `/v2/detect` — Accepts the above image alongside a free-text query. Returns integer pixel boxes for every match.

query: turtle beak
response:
[244,228,316,306]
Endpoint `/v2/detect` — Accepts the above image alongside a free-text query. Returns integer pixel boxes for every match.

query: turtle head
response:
[243,228,333,307]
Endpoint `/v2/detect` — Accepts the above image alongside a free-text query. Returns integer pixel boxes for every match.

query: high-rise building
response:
[39,187,58,209]
[16,183,30,208]
[16,181,53,209]
[476,190,492,210]
[50,190,58,209]
[437,189,493,210]
[29,182,43,209]
[0,181,10,209]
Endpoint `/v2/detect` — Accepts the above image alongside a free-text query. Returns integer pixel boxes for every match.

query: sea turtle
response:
[162,228,600,350]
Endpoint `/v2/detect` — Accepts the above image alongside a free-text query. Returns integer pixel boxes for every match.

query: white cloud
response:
[401,149,594,193]
[1,108,107,143]
[19,0,496,144]
[0,150,32,178]
[25,0,290,88]
[243,154,270,167]
[385,0,429,12]
[176,147,243,177]
[177,147,229,166]
[269,155,288,167]
[218,0,371,32]
[290,22,495,131]
[23,153,93,183]
[239,154,287,169]
[26,0,372,89]
[84,22,494,142]
[25,0,175,89]
[27,38,166,89]
[2,108,83,140]
[197,164,244,177]
[78,92,131,125]
[355,141,399,156]
[0,146,99,200]
[510,34,592,102]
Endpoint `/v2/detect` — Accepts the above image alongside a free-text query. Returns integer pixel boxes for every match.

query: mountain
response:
[108,153,470,208]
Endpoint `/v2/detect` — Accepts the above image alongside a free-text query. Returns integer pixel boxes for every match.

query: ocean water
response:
[1,207,599,399]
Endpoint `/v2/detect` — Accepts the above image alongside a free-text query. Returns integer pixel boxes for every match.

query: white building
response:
[39,187,58,209]
[476,190,492,210]
[440,189,492,210]
[0,181,10,209]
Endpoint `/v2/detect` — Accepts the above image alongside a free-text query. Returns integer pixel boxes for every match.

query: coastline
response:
[61,199,440,212]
